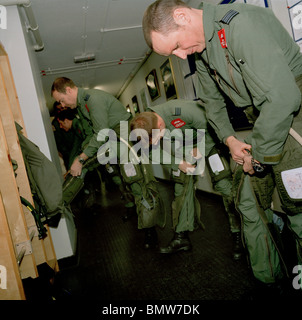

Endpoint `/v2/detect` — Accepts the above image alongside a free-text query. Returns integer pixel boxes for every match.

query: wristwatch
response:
[251,158,266,173]
[78,156,85,164]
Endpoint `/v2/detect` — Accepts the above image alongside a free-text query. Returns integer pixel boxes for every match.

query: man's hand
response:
[242,154,255,175]
[70,158,83,176]
[225,136,252,165]
[178,160,196,174]
[70,153,88,176]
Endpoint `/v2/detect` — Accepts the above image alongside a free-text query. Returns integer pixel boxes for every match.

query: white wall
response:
[0,6,54,161]
[0,5,76,260]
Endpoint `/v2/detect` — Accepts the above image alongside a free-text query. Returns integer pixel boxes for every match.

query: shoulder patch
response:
[174,107,181,116]
[84,94,90,101]
[220,10,239,24]
[171,118,186,128]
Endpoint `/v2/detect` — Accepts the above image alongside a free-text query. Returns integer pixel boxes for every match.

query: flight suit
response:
[62,87,134,209]
[76,88,164,219]
[148,99,240,236]
[194,2,302,283]
[76,87,131,158]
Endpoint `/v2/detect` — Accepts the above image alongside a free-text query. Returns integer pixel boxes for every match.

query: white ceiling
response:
[26,0,157,111]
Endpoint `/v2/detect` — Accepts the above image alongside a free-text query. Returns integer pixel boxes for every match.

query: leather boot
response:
[159,231,192,254]
[144,227,158,249]
[232,231,243,261]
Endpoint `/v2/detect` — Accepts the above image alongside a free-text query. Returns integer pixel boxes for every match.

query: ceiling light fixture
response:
[74,53,96,63]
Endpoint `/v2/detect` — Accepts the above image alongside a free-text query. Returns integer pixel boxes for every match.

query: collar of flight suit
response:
[77,87,89,106]
[199,2,237,55]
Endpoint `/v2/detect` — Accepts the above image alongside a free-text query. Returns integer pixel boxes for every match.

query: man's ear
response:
[173,8,190,26]
[157,118,162,130]
[65,86,72,94]
[158,119,165,130]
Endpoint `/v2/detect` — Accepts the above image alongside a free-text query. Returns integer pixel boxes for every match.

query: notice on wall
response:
[221,0,270,7]
[287,0,302,50]
[244,0,270,7]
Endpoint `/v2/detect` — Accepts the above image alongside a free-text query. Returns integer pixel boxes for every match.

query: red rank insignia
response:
[218,29,227,48]
[171,118,186,128]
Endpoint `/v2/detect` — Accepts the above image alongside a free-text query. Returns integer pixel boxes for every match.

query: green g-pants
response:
[213,174,241,234]
[174,176,196,233]
[236,174,283,283]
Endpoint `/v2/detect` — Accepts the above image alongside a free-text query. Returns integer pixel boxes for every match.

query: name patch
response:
[171,118,186,128]
[218,29,227,48]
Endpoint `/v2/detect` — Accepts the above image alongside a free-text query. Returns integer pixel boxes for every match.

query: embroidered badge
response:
[171,118,186,128]
[218,29,227,48]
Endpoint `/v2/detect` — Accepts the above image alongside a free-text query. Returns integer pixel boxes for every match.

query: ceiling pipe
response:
[40,56,145,76]
[0,0,44,51]
[0,0,29,4]
[100,25,142,33]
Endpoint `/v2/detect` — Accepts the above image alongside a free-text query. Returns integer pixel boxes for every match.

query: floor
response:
[23,171,302,304]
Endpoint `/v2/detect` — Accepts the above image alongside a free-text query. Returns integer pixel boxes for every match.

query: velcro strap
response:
[263,154,282,162]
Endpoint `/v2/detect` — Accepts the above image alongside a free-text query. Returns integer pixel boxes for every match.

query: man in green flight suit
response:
[130,99,242,258]
[51,77,136,214]
[142,0,302,289]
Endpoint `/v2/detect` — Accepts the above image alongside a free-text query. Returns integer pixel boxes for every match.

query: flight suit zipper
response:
[225,50,241,96]
[213,68,238,106]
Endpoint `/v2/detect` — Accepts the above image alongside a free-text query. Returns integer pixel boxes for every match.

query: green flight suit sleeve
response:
[228,12,301,164]
[80,120,94,151]
[81,94,110,158]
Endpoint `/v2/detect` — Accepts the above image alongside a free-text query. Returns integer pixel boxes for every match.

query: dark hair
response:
[142,0,190,49]
[51,77,76,96]
[56,108,76,121]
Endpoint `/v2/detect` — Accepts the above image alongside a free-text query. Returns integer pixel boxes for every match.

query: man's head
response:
[51,77,78,109]
[56,108,75,132]
[142,0,205,59]
[52,101,66,117]
[130,111,165,145]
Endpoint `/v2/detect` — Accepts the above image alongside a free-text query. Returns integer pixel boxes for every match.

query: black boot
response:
[159,231,192,254]
[232,231,243,261]
[144,227,158,249]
